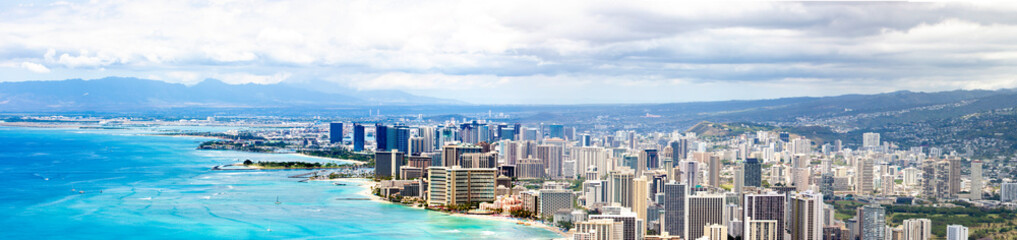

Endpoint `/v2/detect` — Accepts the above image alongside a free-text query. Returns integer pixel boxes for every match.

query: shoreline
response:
[292,153,366,166]
[332,178,568,239]
[6,124,563,237]
[0,122,94,129]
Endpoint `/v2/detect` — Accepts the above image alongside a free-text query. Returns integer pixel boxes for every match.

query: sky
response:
[2,0,1017,104]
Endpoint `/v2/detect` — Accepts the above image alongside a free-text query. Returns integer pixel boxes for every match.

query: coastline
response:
[331,178,568,239]
[291,153,366,165]
[3,125,564,239]
[0,122,94,129]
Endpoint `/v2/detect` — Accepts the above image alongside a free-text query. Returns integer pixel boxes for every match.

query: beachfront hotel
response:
[426,166,497,207]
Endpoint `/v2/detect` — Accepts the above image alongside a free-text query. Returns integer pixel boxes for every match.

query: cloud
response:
[213,72,291,85]
[19,62,49,73]
[2,1,1017,103]
[352,73,504,91]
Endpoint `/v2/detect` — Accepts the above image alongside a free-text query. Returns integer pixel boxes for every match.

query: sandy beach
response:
[336,178,569,239]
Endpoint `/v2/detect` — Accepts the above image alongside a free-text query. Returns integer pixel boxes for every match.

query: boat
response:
[275,196,281,205]
[333,182,347,186]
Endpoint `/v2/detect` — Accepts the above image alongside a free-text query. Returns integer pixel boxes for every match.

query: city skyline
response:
[3,1,1017,239]
[3,1,1017,104]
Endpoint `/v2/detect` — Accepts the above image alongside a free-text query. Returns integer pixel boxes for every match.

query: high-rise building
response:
[903,167,920,186]
[504,141,521,166]
[820,173,835,200]
[517,158,546,180]
[577,147,611,180]
[418,126,437,153]
[856,158,873,195]
[522,127,538,141]
[790,191,824,240]
[793,167,811,192]
[779,132,790,142]
[426,166,496,206]
[353,123,365,151]
[929,147,942,158]
[859,204,885,240]
[1002,183,1017,202]
[626,131,635,150]
[575,219,625,240]
[823,226,845,240]
[410,137,425,155]
[921,161,937,198]
[640,149,659,170]
[662,183,687,238]
[790,138,811,155]
[563,160,577,179]
[395,125,410,154]
[499,127,516,141]
[970,160,983,200]
[902,218,932,240]
[704,224,728,240]
[633,176,649,233]
[548,124,565,139]
[946,225,968,240]
[583,180,607,208]
[374,150,404,178]
[459,152,498,168]
[745,217,779,240]
[688,194,726,239]
[708,156,721,187]
[442,144,483,168]
[329,122,343,144]
[679,161,699,187]
[744,194,785,240]
[375,124,390,151]
[948,158,961,198]
[537,145,564,178]
[734,164,745,200]
[929,160,953,199]
[862,132,880,149]
[744,158,762,187]
[670,139,689,161]
[609,170,635,208]
[590,208,642,240]
[539,189,573,219]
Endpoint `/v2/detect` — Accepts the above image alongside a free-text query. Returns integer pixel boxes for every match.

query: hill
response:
[0,77,460,112]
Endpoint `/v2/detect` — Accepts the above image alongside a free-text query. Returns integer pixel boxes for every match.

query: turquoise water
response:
[0,127,559,239]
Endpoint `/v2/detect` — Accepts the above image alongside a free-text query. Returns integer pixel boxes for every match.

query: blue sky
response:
[2,0,1017,104]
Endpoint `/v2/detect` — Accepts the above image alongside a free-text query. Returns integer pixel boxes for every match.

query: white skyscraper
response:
[1002,183,1017,202]
[902,218,932,240]
[903,167,920,186]
[946,225,968,240]
[862,132,880,149]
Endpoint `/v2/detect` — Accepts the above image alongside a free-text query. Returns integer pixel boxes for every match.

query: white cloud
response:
[213,72,292,85]
[20,62,50,73]
[2,1,1017,103]
[352,73,503,90]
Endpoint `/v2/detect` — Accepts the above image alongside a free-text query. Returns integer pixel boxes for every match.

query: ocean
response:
[0,127,559,239]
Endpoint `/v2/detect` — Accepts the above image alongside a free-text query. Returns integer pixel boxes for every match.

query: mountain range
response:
[0,77,462,112]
